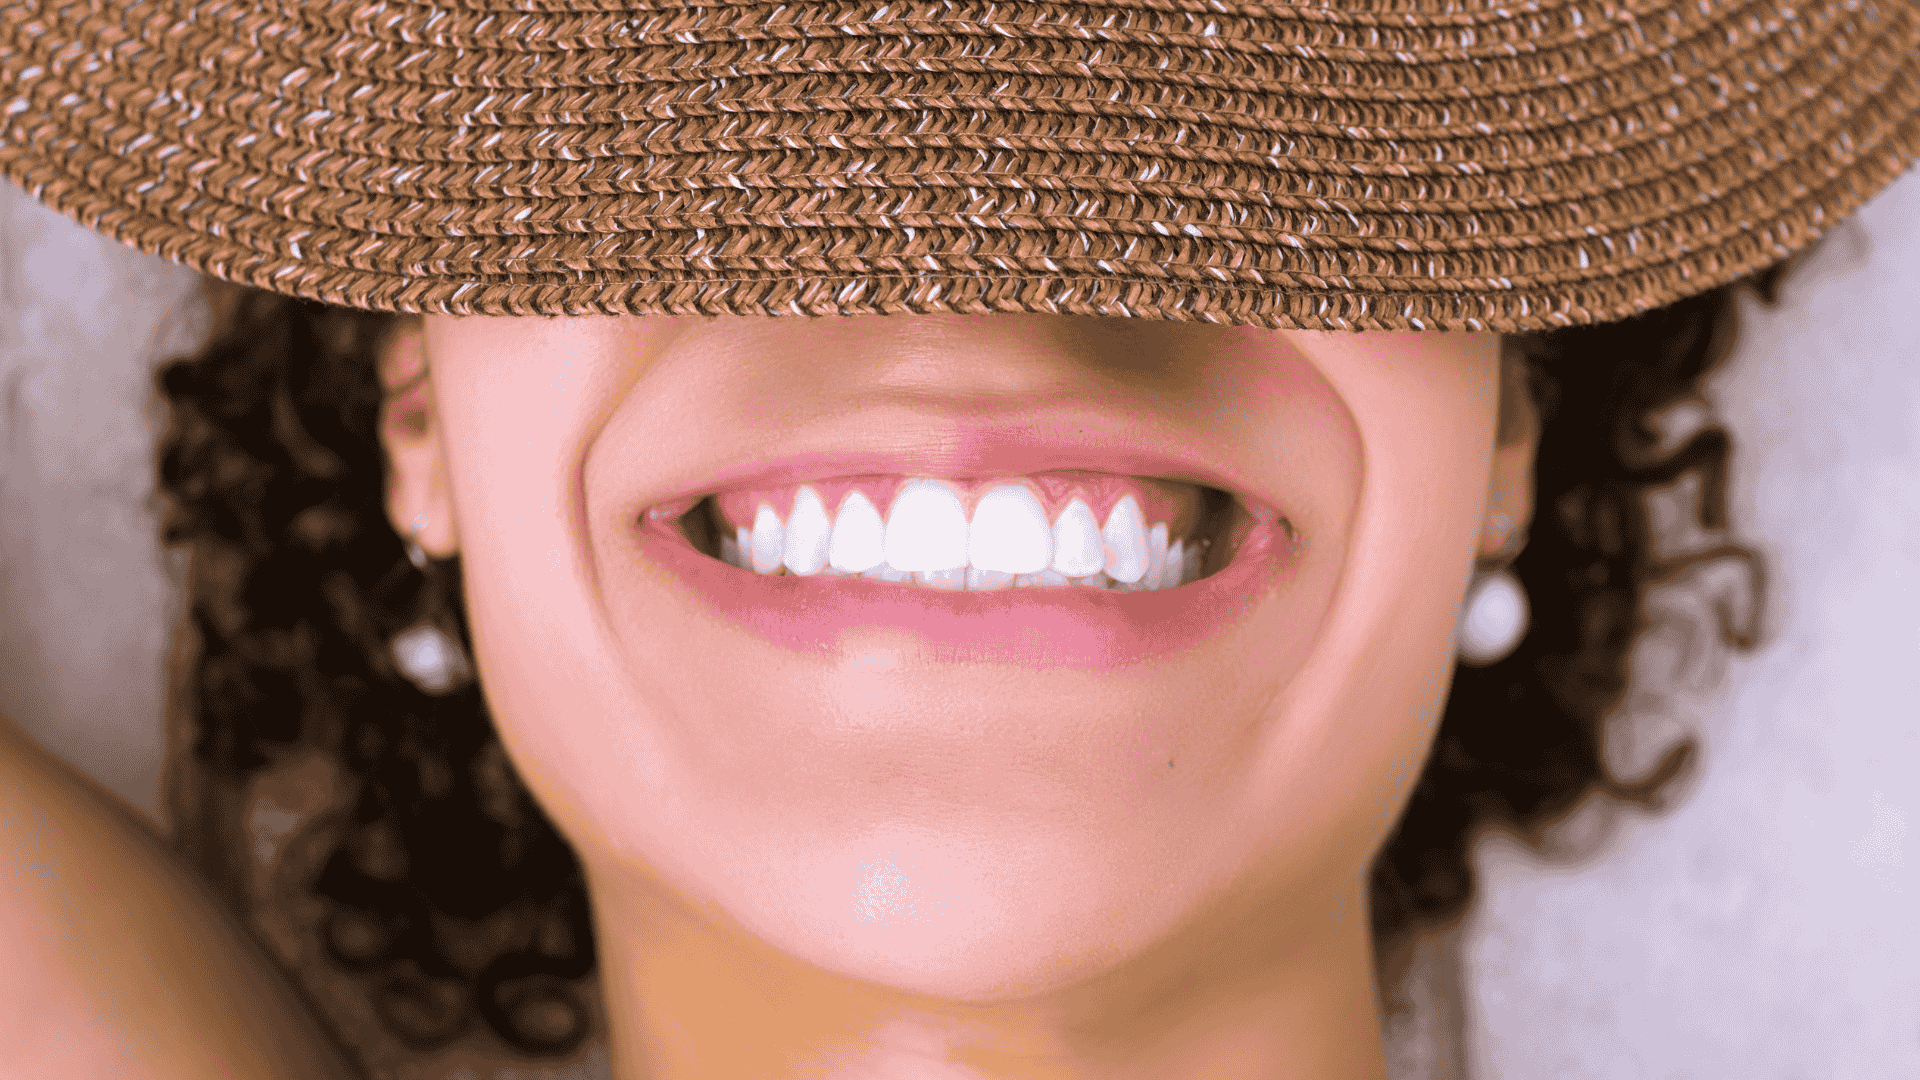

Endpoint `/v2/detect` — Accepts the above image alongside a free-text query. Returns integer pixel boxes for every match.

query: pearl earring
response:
[1457,568,1530,666]
[391,514,473,695]
[1457,508,1530,666]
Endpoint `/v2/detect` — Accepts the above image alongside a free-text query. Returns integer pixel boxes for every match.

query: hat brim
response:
[3,0,1916,330]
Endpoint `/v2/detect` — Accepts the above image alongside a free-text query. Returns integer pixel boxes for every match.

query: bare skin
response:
[0,709,359,1080]
[380,313,1536,1080]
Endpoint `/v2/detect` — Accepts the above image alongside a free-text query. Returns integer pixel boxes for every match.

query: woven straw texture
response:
[3,0,1917,330]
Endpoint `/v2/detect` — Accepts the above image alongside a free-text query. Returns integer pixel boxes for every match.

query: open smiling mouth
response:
[671,472,1254,592]
[633,469,1297,667]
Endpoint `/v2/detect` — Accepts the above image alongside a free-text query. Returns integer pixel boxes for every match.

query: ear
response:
[379,318,459,558]
[1481,346,1538,563]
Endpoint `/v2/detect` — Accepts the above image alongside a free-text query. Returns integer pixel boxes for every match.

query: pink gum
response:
[712,472,1203,537]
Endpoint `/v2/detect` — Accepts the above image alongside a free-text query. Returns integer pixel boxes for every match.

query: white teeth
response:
[967,567,1016,591]
[1143,523,1169,590]
[967,485,1054,574]
[783,486,832,575]
[829,490,886,573]
[1101,495,1149,584]
[884,480,969,572]
[1050,498,1104,577]
[751,505,786,574]
[915,568,967,590]
[713,480,1214,590]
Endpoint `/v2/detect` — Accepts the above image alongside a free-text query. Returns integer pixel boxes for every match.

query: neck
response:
[586,860,1389,1080]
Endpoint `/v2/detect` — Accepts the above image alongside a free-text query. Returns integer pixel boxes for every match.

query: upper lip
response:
[641,415,1284,525]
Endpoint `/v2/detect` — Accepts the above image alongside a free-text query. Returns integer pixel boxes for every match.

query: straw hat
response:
[2,0,1915,331]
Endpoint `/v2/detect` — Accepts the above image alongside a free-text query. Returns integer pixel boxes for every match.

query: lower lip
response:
[636,517,1295,668]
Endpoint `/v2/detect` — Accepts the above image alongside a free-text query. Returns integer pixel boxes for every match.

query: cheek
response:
[423,316,651,833]
[1241,332,1499,876]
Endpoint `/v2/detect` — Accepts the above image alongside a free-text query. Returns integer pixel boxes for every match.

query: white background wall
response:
[0,180,204,824]
[3,169,1917,1075]
[1462,168,1920,1077]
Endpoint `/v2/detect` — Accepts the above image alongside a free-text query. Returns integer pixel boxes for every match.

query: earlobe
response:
[379,319,460,558]
[1480,441,1535,564]
[1479,342,1541,565]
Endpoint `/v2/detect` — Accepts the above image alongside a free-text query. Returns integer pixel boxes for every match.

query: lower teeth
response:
[711,536,1210,591]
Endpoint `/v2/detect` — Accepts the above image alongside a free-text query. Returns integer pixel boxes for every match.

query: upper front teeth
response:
[1100,493,1149,584]
[751,504,785,575]
[720,481,1205,590]
[783,485,832,575]
[1050,498,1103,577]
[967,485,1053,574]
[884,481,970,572]
[828,491,886,573]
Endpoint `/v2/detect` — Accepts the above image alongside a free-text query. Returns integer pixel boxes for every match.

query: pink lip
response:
[636,515,1296,669]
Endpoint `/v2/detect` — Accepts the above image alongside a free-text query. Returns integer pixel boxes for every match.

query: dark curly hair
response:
[154,277,1771,1068]
[1371,269,1775,953]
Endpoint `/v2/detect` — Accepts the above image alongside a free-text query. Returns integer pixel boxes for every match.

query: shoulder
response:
[0,713,365,1080]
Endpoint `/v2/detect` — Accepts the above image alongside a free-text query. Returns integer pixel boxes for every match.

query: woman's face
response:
[401,313,1508,1004]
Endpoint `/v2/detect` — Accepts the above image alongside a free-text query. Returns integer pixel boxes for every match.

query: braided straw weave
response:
[2,0,1917,330]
